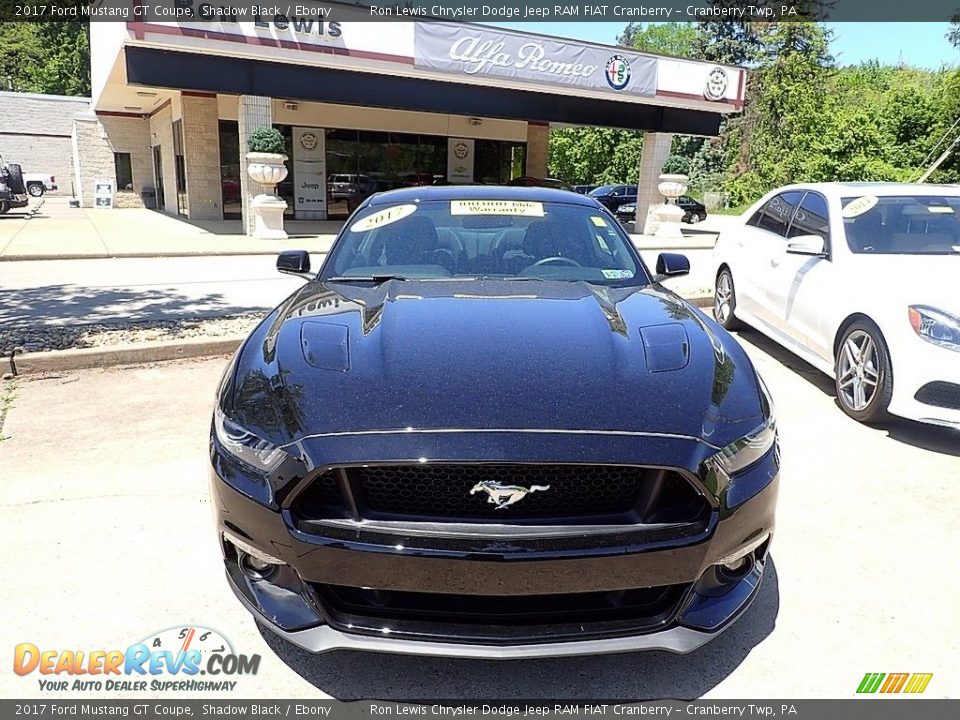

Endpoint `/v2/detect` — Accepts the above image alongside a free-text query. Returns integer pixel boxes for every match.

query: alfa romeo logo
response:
[299,131,319,151]
[453,142,469,160]
[605,55,631,91]
[705,67,729,101]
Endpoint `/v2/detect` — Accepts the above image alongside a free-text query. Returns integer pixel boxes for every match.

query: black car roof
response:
[366,185,597,207]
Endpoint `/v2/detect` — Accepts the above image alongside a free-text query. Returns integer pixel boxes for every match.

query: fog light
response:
[239,551,279,582]
[717,554,753,583]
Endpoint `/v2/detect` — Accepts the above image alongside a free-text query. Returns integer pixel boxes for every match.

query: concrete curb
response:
[11,336,244,375]
[9,295,716,375]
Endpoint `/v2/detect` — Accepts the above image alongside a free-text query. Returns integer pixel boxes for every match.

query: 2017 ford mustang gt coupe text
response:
[209,186,779,658]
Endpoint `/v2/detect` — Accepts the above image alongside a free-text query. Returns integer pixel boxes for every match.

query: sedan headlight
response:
[213,407,286,474]
[714,374,777,475]
[909,305,960,352]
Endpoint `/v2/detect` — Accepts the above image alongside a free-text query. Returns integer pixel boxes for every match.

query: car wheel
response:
[687,213,700,225]
[27,183,44,197]
[834,320,893,424]
[714,268,742,330]
[0,201,9,214]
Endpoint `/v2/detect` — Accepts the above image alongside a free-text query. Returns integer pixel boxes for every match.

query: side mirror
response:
[655,252,690,279]
[277,250,312,279]
[786,234,826,256]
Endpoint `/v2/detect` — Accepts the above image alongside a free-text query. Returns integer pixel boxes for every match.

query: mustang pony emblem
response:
[469,481,550,510]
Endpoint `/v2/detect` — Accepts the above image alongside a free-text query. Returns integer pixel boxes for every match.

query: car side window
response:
[787,192,830,244]
[753,191,804,238]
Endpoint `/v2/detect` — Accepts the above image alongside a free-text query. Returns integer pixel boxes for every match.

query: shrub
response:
[247,127,286,154]
[661,155,691,176]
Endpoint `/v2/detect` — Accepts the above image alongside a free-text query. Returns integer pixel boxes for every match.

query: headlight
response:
[909,305,960,352]
[714,374,777,475]
[213,407,286,474]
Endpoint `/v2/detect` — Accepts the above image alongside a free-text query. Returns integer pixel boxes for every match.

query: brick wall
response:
[181,95,222,220]
[0,91,90,196]
[72,112,151,209]
[526,123,549,179]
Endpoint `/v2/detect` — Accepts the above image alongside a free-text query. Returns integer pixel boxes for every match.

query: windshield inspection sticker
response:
[841,196,879,218]
[602,269,634,279]
[927,206,955,213]
[349,204,418,232]
[450,200,545,217]
[590,216,609,227]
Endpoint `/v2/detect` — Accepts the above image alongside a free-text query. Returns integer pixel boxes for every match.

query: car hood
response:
[227,280,765,450]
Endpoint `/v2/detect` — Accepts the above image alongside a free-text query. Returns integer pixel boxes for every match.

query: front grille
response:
[291,463,708,526]
[310,582,688,644]
[915,381,960,410]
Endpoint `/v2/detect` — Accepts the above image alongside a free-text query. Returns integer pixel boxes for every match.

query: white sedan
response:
[713,182,960,428]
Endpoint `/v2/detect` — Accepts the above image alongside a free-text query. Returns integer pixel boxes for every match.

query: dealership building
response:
[76,7,745,233]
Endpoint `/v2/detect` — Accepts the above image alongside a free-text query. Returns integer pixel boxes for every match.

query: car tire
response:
[714,268,743,330]
[27,183,44,197]
[0,201,9,214]
[687,213,700,225]
[834,320,893,424]
[4,164,27,196]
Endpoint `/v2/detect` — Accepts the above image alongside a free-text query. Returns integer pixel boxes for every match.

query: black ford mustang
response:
[209,186,779,658]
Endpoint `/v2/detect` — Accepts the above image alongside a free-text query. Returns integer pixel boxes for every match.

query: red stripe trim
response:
[148,99,172,118]
[126,22,414,66]
[181,91,217,98]
[97,110,146,118]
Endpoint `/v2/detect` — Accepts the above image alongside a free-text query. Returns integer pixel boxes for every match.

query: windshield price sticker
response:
[349,204,418,232]
[602,269,634,279]
[590,216,609,227]
[451,200,545,216]
[927,206,955,214]
[841,196,879,218]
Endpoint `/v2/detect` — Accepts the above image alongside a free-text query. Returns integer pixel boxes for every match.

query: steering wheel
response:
[532,256,582,268]
[426,247,457,272]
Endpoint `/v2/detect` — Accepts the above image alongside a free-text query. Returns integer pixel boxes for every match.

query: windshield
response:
[588,185,616,197]
[321,199,648,285]
[842,195,960,255]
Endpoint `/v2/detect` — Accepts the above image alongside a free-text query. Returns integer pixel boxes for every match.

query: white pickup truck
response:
[23,172,57,197]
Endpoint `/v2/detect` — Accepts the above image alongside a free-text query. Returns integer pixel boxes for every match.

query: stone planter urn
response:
[246,152,289,240]
[653,173,689,240]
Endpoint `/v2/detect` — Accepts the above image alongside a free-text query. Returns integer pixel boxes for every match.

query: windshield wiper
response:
[325,274,408,284]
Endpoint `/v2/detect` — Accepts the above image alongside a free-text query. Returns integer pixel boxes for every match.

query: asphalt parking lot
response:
[1,326,958,700]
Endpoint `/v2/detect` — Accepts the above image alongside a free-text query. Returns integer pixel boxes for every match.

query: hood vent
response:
[300,322,350,371]
[640,323,690,373]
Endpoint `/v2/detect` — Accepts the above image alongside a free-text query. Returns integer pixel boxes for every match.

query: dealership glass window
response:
[114,153,133,191]
[218,120,241,218]
[172,119,187,217]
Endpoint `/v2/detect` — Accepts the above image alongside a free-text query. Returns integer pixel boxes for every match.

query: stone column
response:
[636,132,673,235]
[181,93,222,220]
[71,111,115,209]
[239,96,273,236]
[526,122,549,178]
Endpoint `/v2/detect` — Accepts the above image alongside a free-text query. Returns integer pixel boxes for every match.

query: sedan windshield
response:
[322,199,648,285]
[842,195,960,255]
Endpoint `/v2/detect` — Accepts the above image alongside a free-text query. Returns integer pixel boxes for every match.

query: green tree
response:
[618,22,698,58]
[0,21,90,96]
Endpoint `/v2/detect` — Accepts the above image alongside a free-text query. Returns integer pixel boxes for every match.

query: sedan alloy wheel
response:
[834,321,893,423]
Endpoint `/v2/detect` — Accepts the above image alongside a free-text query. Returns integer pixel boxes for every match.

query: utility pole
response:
[917,135,960,183]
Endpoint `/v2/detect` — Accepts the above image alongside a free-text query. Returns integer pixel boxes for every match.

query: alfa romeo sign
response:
[414,24,657,97]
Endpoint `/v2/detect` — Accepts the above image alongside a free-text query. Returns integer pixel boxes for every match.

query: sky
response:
[490,22,958,69]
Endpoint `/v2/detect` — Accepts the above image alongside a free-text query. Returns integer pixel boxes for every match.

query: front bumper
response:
[888,333,960,429]
[210,432,778,657]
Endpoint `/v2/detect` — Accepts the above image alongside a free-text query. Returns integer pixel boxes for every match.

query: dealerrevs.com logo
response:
[14,626,261,693]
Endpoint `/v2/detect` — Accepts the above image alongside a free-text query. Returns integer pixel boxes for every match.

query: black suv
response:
[0,155,29,214]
